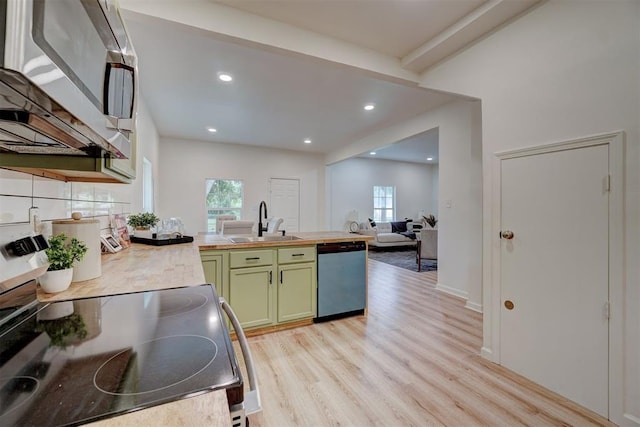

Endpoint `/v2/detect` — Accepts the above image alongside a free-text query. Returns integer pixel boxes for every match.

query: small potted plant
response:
[127,212,160,238]
[422,214,438,228]
[39,233,88,293]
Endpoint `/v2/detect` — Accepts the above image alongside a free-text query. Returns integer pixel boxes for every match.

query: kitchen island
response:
[197,231,372,335]
[35,231,371,426]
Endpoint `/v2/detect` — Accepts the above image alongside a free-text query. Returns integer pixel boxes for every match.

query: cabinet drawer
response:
[230,249,274,268]
[278,246,316,264]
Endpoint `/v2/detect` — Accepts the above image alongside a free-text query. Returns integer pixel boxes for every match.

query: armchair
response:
[416,228,437,271]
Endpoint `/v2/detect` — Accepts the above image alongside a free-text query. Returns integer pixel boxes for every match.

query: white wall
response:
[421,1,640,424]
[326,99,483,309]
[436,100,483,304]
[157,138,326,234]
[327,157,438,230]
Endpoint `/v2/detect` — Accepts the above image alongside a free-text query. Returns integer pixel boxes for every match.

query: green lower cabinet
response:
[229,265,275,330]
[200,251,228,298]
[277,262,317,323]
[203,245,317,332]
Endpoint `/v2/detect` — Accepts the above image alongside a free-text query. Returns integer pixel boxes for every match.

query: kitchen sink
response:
[227,235,302,243]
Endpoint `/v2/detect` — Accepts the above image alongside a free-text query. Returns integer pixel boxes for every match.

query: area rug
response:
[368,247,437,272]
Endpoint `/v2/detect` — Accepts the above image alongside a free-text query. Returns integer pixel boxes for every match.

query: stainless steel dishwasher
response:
[316,241,367,322]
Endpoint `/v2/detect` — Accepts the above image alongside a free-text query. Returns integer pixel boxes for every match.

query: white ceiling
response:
[120,0,539,164]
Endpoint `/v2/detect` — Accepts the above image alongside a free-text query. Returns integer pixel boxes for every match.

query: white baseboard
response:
[624,413,640,427]
[435,282,468,300]
[481,346,495,361]
[465,300,483,313]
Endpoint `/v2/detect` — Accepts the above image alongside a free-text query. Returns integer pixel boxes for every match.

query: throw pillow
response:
[368,218,377,228]
[390,221,407,233]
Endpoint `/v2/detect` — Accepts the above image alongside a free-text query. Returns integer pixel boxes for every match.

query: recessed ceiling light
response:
[304,139,312,144]
[370,151,376,155]
[364,104,375,111]
[207,127,217,133]
[217,72,233,82]
[427,157,433,161]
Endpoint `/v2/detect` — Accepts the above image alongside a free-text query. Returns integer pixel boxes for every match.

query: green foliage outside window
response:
[206,179,243,231]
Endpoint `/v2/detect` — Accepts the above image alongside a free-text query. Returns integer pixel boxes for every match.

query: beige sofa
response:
[357,221,417,248]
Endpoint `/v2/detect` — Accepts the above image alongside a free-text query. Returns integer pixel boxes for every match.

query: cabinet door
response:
[278,263,316,323]
[201,254,224,298]
[229,266,274,330]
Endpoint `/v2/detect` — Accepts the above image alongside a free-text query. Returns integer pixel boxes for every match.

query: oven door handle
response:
[219,297,262,415]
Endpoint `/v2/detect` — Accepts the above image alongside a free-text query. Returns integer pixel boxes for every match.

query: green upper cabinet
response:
[0,132,137,183]
[105,131,136,180]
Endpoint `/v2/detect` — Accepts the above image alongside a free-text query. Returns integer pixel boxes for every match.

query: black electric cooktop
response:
[0,284,242,426]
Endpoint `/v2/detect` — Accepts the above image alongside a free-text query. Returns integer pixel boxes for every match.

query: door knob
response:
[504,300,515,310]
[500,230,514,240]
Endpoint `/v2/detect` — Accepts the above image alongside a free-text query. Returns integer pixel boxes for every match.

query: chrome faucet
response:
[258,201,268,237]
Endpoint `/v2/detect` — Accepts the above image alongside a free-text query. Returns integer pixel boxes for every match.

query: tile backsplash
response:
[0,169,131,232]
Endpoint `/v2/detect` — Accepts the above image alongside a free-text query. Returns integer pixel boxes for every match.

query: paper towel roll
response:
[52,218,101,282]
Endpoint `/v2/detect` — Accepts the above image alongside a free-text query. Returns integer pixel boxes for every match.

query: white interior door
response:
[500,144,609,417]
[269,178,300,232]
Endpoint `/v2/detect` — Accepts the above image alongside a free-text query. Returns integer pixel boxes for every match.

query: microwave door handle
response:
[219,297,262,415]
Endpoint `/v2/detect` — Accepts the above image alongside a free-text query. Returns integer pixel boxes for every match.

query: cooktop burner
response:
[94,334,218,395]
[0,376,40,418]
[158,293,208,317]
[0,284,241,427]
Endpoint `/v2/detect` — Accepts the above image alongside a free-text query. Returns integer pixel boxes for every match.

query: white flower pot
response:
[133,228,154,239]
[39,268,74,294]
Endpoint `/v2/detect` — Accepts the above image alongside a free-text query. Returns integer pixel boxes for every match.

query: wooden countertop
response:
[37,241,206,302]
[34,230,369,426]
[197,231,372,250]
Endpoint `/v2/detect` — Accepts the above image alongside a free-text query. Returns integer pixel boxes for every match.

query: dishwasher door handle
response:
[219,297,262,415]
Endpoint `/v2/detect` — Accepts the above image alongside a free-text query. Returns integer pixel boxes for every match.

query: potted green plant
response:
[127,212,160,238]
[422,214,438,228]
[39,233,88,293]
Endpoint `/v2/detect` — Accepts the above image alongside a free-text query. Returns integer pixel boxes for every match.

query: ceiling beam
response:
[401,0,542,73]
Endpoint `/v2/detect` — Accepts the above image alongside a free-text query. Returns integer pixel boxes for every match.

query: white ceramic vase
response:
[134,227,154,239]
[39,268,74,293]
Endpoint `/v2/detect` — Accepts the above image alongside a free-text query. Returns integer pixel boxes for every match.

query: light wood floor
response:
[239,259,614,426]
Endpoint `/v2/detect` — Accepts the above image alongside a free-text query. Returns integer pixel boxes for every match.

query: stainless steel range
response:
[0,226,260,426]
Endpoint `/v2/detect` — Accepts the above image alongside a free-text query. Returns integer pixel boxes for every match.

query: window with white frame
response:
[373,185,395,222]
[205,179,243,232]
[142,158,154,213]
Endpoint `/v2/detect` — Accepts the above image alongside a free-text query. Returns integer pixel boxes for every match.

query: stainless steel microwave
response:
[0,0,137,159]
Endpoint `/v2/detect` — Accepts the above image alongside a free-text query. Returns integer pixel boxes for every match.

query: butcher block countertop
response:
[36,240,206,302]
[35,231,370,426]
[196,231,372,250]
[37,232,371,302]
